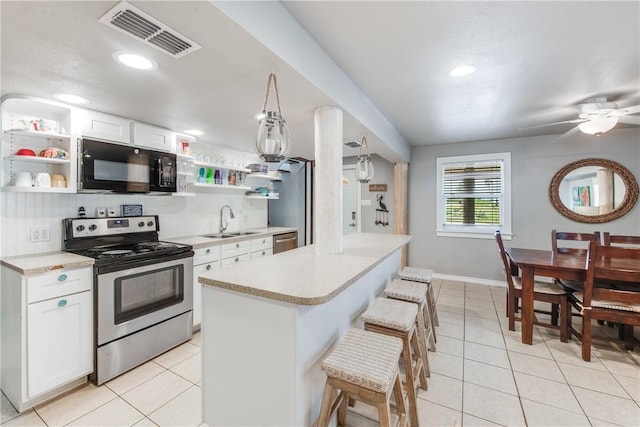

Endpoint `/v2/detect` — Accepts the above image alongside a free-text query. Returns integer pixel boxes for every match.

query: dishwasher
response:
[273,231,298,253]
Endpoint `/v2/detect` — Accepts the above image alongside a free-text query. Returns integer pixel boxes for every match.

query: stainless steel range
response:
[63,216,194,385]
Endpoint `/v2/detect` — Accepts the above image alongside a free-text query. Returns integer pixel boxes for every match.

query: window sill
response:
[436,230,513,240]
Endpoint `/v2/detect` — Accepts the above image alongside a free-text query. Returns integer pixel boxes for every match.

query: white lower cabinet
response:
[192,246,220,329]
[1,266,93,412]
[220,240,251,267]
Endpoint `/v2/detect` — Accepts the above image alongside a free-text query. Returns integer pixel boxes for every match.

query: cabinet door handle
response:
[206,264,212,271]
[235,243,240,249]
[262,251,266,256]
[58,274,68,282]
[234,257,239,262]
[58,299,67,307]
[206,248,211,254]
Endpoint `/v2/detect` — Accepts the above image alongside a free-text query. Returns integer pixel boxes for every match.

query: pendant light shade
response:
[256,73,291,162]
[355,136,374,183]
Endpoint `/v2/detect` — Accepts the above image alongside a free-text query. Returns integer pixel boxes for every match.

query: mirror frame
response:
[549,158,639,224]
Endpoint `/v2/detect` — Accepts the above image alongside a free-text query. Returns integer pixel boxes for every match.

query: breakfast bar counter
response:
[198,232,411,426]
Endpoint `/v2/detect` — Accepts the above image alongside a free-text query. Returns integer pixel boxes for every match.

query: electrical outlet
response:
[107,208,117,217]
[30,227,50,242]
[96,208,106,218]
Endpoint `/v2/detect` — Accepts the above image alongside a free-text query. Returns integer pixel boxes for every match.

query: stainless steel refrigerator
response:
[268,159,313,247]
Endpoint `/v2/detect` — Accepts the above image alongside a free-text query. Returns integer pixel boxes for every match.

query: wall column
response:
[394,162,408,267]
[314,106,343,254]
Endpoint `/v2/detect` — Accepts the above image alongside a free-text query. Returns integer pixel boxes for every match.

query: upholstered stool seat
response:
[384,278,435,372]
[316,328,407,427]
[400,267,440,330]
[362,298,427,427]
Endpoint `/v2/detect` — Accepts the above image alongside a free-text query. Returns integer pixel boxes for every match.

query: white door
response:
[342,165,361,234]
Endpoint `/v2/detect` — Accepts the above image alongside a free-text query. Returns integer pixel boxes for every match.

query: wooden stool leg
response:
[426,284,439,327]
[582,311,592,362]
[392,372,406,423]
[377,402,392,427]
[412,330,428,391]
[317,382,337,427]
[559,297,568,343]
[415,307,431,377]
[402,335,420,427]
[423,300,436,351]
[337,392,348,426]
[551,303,559,326]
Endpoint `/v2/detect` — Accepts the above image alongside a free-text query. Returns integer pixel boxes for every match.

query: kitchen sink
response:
[226,231,261,236]
[201,233,237,239]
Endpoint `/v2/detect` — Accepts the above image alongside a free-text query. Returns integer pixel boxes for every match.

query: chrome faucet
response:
[219,205,235,233]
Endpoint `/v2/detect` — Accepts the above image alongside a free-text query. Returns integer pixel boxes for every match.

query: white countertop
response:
[198,232,411,305]
[1,251,95,275]
[169,227,297,249]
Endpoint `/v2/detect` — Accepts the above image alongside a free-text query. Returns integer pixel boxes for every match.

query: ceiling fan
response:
[524,97,640,137]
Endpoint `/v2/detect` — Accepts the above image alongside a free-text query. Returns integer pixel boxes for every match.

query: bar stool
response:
[384,278,435,376]
[362,297,428,427]
[400,266,439,330]
[316,328,407,427]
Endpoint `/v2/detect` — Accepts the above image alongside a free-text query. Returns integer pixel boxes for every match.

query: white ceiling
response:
[2,1,638,163]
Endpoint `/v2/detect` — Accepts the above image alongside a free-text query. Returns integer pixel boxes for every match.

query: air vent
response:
[100,1,201,58]
[344,141,361,148]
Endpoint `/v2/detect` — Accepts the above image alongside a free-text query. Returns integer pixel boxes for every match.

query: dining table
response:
[506,247,640,344]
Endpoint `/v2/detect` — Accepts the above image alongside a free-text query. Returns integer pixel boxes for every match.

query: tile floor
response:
[2,280,639,426]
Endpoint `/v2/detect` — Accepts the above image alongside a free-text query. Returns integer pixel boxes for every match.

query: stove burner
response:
[135,242,176,251]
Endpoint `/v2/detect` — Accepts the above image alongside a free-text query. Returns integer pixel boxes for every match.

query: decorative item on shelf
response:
[15,148,36,156]
[248,163,269,174]
[39,147,69,160]
[355,136,374,183]
[255,73,291,162]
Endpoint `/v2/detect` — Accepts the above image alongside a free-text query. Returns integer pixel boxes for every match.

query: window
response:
[436,152,511,239]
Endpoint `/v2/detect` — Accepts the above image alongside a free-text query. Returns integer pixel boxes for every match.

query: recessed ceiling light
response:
[449,65,477,77]
[184,129,203,136]
[53,93,89,104]
[114,52,156,70]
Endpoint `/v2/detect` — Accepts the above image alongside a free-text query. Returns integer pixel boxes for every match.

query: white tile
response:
[464,341,510,369]
[1,410,46,427]
[436,321,465,340]
[520,398,590,427]
[503,331,552,359]
[513,372,583,414]
[464,297,496,311]
[106,360,166,395]
[67,397,144,426]
[614,373,640,402]
[132,417,159,426]
[465,283,493,294]
[428,351,463,380]
[344,399,401,426]
[464,317,502,334]
[170,353,202,384]
[588,416,625,427]
[438,310,465,326]
[1,392,19,423]
[462,412,503,426]
[436,335,464,357]
[545,339,608,371]
[462,383,526,427]
[465,307,498,321]
[416,372,463,411]
[572,386,640,426]
[464,327,505,349]
[594,347,640,378]
[121,370,192,415]
[437,304,465,315]
[558,361,629,398]
[417,399,462,427]
[189,331,202,347]
[508,351,565,382]
[463,359,517,395]
[153,342,201,369]
[34,383,117,427]
[438,294,466,307]
[148,385,202,427]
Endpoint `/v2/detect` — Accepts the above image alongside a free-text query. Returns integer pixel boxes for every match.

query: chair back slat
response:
[603,232,640,247]
[584,240,640,306]
[551,229,601,255]
[494,231,516,292]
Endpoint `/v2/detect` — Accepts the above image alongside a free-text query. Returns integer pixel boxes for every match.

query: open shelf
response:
[4,129,70,140]
[191,183,252,191]
[193,160,251,173]
[245,195,279,200]
[2,186,73,193]
[246,173,280,180]
[7,155,70,165]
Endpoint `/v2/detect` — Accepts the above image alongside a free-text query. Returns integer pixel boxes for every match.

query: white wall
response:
[1,192,268,257]
[408,128,640,282]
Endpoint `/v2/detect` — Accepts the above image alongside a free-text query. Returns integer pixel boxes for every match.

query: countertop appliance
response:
[268,159,312,247]
[63,215,193,385]
[78,138,177,193]
[273,231,298,254]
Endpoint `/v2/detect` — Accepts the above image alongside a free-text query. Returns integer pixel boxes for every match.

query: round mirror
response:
[549,158,638,223]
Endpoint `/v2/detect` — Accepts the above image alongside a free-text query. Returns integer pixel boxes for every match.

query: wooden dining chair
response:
[571,240,640,361]
[551,230,601,292]
[603,233,640,247]
[495,231,570,341]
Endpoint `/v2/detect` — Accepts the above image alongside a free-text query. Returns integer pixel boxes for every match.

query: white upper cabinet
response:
[132,122,175,153]
[77,109,131,144]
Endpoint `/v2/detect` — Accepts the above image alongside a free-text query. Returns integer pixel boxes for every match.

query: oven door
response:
[96,255,193,346]
[79,138,151,193]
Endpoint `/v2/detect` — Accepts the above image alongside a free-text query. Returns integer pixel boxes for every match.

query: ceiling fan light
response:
[577,117,619,136]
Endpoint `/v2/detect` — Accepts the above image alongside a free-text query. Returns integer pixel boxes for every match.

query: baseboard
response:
[432,272,506,288]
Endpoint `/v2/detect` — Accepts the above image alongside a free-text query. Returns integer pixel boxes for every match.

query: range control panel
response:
[68,216,158,238]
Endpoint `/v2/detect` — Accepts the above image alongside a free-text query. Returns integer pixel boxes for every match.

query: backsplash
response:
[0,192,268,257]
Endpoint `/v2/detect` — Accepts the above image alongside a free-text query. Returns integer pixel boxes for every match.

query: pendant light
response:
[355,136,374,183]
[255,73,291,162]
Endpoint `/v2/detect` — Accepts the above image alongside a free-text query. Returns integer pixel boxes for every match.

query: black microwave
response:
[78,139,177,193]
